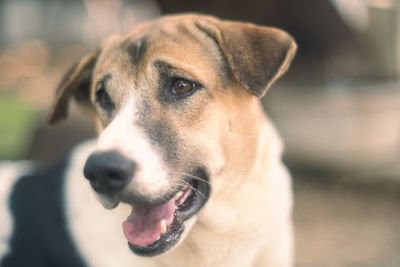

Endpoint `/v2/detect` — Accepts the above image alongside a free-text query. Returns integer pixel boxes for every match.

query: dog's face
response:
[48,14,296,257]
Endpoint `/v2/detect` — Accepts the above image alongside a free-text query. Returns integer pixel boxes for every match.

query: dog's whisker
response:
[183,182,207,200]
[169,179,207,200]
[168,171,211,185]
[191,187,207,200]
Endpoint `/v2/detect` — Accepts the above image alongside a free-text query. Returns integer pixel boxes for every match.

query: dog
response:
[0,14,296,267]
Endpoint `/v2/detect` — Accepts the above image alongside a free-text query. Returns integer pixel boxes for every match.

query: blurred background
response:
[0,0,399,266]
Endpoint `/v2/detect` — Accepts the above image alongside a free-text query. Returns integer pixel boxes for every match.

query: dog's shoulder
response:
[0,156,87,267]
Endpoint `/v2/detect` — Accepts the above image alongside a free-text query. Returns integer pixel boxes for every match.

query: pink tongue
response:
[122,199,176,247]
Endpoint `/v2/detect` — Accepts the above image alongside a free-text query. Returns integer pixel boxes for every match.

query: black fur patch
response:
[124,37,148,68]
[1,160,87,267]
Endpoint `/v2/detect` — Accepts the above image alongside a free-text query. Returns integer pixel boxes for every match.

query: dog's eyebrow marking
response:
[124,38,148,65]
[153,60,173,75]
[152,59,198,81]
[95,73,112,91]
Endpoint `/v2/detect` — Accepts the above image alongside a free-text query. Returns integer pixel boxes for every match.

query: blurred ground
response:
[293,171,400,267]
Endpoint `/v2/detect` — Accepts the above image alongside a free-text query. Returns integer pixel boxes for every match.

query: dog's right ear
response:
[48,50,99,124]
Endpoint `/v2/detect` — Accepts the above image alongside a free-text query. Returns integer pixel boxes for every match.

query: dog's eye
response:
[171,78,196,95]
[96,87,112,107]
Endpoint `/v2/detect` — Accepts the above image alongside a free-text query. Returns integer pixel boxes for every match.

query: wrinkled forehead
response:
[93,19,226,87]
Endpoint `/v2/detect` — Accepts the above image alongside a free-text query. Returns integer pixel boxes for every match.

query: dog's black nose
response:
[83,150,136,194]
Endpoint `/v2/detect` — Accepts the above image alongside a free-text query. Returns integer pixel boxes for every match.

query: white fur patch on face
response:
[64,140,158,267]
[95,98,170,199]
[0,161,32,260]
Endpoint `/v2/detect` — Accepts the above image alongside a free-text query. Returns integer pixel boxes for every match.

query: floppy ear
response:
[196,17,297,97]
[48,50,99,124]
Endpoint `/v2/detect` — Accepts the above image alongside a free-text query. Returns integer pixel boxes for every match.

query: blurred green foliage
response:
[0,92,38,160]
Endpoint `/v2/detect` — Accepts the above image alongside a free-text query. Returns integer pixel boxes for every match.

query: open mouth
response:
[122,176,210,256]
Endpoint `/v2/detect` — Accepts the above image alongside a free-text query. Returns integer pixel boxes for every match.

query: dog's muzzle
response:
[82,150,210,257]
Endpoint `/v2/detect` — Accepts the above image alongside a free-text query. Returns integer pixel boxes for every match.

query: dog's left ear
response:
[48,49,99,124]
[196,18,297,97]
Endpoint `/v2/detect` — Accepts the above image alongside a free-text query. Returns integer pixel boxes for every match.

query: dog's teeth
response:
[175,191,184,200]
[155,235,160,241]
[160,219,167,235]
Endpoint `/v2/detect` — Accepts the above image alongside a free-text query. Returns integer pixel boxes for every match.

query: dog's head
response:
[48,14,296,256]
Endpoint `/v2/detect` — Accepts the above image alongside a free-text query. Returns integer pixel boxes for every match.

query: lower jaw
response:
[126,169,211,256]
[128,223,184,257]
